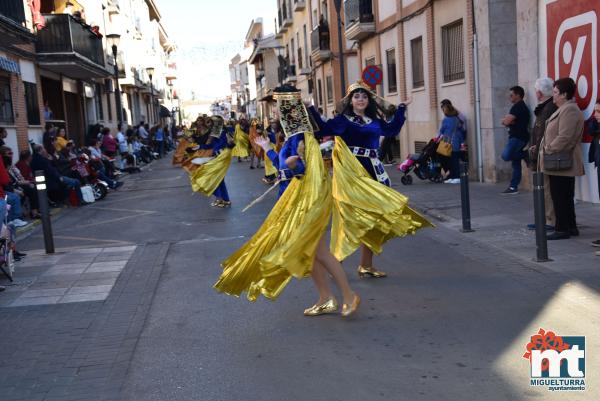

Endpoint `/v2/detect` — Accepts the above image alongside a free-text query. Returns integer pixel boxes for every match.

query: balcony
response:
[310,26,332,63]
[0,0,34,43]
[293,0,306,11]
[281,3,292,28]
[344,0,375,41]
[36,14,110,79]
[284,64,297,83]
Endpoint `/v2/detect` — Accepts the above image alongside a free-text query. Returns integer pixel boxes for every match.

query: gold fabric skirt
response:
[263,144,278,177]
[214,133,331,301]
[232,125,250,158]
[189,149,233,196]
[330,137,434,261]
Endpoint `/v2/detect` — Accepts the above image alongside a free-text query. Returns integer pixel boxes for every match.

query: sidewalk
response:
[389,168,600,277]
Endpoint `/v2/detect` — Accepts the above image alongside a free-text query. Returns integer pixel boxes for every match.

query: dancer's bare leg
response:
[315,236,354,305]
[360,245,373,267]
[310,260,333,304]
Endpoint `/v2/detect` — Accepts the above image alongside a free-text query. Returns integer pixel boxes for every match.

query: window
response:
[317,78,323,106]
[107,92,113,122]
[326,75,333,104]
[365,56,375,66]
[386,48,397,94]
[441,19,464,82]
[0,77,14,124]
[303,24,309,68]
[95,83,104,121]
[24,82,40,125]
[410,36,424,88]
[291,38,295,65]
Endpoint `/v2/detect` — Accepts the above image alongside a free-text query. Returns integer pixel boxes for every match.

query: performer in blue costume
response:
[308,80,414,278]
[216,86,360,317]
[190,116,235,208]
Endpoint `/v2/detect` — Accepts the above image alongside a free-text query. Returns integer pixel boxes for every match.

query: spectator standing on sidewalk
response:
[541,78,584,240]
[116,123,128,170]
[42,122,56,156]
[437,99,467,184]
[527,78,558,231]
[154,123,165,158]
[501,86,531,194]
[588,101,600,254]
[101,127,118,158]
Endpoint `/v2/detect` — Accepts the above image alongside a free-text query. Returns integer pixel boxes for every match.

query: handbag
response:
[543,151,573,171]
[436,137,452,157]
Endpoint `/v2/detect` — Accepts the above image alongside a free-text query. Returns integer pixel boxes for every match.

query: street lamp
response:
[146,66,155,123]
[167,79,175,124]
[333,0,346,96]
[107,33,123,124]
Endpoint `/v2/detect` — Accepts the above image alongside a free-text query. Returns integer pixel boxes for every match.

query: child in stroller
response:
[397,138,444,185]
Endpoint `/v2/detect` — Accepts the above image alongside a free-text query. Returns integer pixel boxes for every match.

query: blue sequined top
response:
[266,134,306,197]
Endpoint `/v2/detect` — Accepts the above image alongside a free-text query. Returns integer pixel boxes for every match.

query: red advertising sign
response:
[546,0,600,125]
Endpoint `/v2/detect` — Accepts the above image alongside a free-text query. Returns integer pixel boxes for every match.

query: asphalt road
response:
[21,156,600,401]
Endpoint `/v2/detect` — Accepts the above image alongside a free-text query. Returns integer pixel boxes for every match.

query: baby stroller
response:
[397,138,444,185]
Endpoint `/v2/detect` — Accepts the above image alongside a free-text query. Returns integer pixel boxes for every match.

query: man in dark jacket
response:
[527,78,558,231]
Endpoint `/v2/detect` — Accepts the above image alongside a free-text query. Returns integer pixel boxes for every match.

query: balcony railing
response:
[311,26,332,62]
[37,14,105,67]
[344,0,374,25]
[344,0,375,41]
[0,0,26,26]
[293,0,306,11]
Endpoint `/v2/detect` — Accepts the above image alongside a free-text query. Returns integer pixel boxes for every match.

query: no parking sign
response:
[361,65,383,89]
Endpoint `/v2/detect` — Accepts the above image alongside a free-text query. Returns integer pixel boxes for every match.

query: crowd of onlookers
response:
[498,77,600,256]
[0,120,179,290]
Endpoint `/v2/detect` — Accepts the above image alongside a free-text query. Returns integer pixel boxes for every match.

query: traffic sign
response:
[361,65,383,88]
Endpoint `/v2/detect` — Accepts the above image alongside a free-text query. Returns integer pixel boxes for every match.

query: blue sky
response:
[158,0,277,101]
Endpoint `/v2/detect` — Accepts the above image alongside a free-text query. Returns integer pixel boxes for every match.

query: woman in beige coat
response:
[541,77,585,240]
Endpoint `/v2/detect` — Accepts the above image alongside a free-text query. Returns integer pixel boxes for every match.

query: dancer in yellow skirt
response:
[214,86,360,317]
[189,116,235,207]
[232,117,251,161]
[181,117,214,174]
[308,80,433,277]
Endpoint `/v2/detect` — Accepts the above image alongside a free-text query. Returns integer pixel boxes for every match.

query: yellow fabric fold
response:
[232,124,250,158]
[189,149,233,196]
[330,137,433,261]
[264,144,278,177]
[214,132,331,301]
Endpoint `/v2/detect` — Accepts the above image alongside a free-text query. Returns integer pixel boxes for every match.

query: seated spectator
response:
[0,147,40,219]
[0,151,28,227]
[89,138,117,178]
[30,144,86,206]
[54,128,69,152]
[0,158,26,262]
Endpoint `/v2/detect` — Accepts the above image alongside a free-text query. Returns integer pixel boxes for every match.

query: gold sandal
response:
[357,265,387,278]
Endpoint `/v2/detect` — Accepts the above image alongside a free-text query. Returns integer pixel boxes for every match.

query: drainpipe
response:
[472,2,483,182]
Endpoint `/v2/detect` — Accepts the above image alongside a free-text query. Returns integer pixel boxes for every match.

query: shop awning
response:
[0,57,21,75]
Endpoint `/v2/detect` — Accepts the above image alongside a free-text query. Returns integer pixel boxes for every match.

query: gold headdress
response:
[209,115,224,138]
[338,80,397,119]
[273,86,312,139]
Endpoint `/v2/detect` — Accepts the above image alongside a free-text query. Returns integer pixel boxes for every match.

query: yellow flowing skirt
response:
[214,133,331,301]
[330,137,434,261]
[232,126,250,158]
[264,144,278,177]
[189,149,233,196]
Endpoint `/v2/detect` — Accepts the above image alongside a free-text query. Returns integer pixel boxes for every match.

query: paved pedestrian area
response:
[1,246,136,307]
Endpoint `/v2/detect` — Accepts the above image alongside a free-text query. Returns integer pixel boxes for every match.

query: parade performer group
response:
[211,82,433,318]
